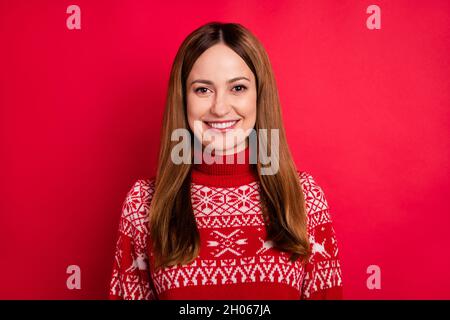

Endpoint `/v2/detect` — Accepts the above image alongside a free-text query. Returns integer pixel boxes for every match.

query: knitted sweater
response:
[108,148,343,300]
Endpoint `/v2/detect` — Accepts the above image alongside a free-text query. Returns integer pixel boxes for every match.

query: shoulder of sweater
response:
[118,177,156,237]
[125,177,156,207]
[296,170,330,215]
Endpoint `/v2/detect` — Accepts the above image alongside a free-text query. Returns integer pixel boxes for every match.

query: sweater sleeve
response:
[108,179,157,300]
[300,172,343,300]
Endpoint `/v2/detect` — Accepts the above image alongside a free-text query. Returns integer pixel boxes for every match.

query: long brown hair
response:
[149,21,311,270]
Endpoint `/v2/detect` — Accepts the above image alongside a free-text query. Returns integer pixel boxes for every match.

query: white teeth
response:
[207,120,238,129]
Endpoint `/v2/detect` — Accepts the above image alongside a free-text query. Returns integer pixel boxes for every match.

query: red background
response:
[1,0,449,299]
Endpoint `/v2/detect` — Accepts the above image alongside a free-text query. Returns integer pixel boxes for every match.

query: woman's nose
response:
[210,96,231,117]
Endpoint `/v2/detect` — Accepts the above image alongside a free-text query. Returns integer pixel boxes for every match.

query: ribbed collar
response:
[191,144,259,188]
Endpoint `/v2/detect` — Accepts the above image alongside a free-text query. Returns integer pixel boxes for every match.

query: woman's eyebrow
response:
[189,76,250,86]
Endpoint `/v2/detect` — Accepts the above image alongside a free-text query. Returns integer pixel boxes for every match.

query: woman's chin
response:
[205,141,247,155]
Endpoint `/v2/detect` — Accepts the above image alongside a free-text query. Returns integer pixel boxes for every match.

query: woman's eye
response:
[233,85,247,92]
[194,87,210,94]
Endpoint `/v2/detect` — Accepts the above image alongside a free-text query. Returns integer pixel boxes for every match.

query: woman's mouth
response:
[204,119,240,132]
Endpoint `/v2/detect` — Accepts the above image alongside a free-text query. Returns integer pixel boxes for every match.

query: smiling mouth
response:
[204,120,240,130]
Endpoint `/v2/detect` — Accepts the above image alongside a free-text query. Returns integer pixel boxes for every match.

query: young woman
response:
[108,22,343,300]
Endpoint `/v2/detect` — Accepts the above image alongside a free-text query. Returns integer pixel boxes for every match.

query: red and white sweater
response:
[108,148,343,300]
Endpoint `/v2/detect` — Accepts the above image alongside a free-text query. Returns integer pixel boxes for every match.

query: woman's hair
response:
[149,21,311,269]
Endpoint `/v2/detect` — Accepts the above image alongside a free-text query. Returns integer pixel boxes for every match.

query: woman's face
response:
[186,43,257,155]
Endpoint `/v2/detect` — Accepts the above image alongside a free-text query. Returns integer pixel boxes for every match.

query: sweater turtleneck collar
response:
[191,143,259,187]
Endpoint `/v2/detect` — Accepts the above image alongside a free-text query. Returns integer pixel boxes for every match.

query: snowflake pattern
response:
[109,172,343,300]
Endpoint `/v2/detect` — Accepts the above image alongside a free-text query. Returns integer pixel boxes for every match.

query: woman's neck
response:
[191,143,258,187]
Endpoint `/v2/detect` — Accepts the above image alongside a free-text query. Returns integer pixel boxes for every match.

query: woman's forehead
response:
[188,44,254,83]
